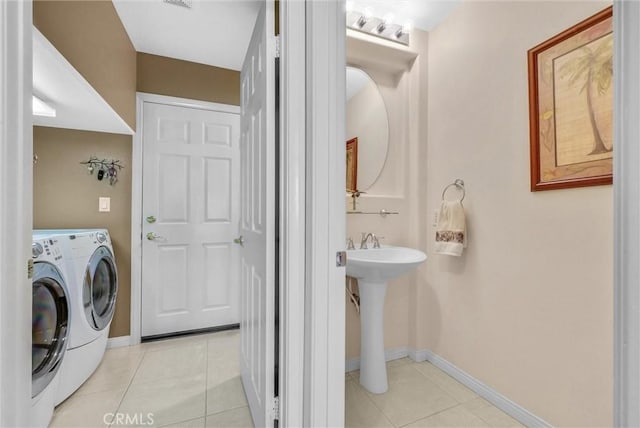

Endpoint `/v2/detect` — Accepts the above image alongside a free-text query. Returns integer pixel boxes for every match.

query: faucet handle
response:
[347,237,355,250]
[360,232,370,249]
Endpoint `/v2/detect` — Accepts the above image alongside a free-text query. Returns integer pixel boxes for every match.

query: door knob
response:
[146,232,164,241]
[233,235,244,247]
[146,215,157,224]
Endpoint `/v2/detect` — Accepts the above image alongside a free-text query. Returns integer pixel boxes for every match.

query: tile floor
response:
[51,330,524,428]
[345,358,525,428]
[51,330,253,428]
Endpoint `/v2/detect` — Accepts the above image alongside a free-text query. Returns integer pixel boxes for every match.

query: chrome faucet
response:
[360,232,380,249]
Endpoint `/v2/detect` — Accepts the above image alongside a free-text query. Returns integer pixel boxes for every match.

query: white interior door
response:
[0,1,33,426]
[239,1,277,426]
[141,101,241,337]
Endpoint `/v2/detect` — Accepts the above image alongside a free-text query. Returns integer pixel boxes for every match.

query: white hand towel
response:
[435,200,467,256]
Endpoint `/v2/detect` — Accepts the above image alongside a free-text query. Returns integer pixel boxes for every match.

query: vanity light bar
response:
[346,10,410,46]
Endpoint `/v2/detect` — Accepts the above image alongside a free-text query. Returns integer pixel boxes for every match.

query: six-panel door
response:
[141,102,241,337]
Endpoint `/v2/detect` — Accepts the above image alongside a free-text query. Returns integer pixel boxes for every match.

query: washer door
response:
[83,246,118,331]
[32,262,69,398]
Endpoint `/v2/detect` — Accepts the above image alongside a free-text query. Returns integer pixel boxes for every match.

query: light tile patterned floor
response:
[346,358,525,428]
[50,330,253,428]
[51,331,524,428]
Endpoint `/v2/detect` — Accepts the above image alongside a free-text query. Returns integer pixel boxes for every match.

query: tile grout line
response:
[157,415,204,428]
[414,361,482,405]
[394,367,461,427]
[204,337,210,424]
[346,378,386,422]
[206,404,250,418]
[369,363,461,428]
[346,370,405,428]
[109,348,148,428]
[396,402,462,428]
[471,408,524,428]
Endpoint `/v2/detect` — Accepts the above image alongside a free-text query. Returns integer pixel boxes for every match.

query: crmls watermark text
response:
[103,413,155,426]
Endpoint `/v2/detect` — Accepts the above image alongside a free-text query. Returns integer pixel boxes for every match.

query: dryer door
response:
[83,246,118,331]
[32,262,69,398]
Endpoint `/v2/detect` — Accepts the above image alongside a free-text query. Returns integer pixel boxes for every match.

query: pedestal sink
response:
[347,246,427,393]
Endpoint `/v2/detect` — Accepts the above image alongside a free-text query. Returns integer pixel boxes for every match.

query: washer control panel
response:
[32,238,63,261]
[32,242,44,258]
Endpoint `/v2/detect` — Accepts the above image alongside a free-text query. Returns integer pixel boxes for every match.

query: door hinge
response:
[274,35,281,58]
[336,251,347,267]
[272,396,280,421]
[27,258,34,279]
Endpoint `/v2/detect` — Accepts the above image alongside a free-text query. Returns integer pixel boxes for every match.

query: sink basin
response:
[346,246,427,394]
[347,246,427,282]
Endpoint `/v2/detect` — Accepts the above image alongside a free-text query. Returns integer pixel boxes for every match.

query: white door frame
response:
[302,0,347,426]
[278,1,306,425]
[130,92,240,345]
[0,0,32,426]
[613,0,640,425]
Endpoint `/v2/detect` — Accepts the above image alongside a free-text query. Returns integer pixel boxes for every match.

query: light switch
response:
[99,197,111,212]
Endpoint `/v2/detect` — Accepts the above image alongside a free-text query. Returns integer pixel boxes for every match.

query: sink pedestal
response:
[359,280,388,394]
[346,246,427,394]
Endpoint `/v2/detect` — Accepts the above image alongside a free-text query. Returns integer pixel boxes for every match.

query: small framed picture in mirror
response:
[346,137,358,192]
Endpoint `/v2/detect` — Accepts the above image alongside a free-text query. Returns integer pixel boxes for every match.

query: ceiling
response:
[112,0,459,72]
[112,0,261,71]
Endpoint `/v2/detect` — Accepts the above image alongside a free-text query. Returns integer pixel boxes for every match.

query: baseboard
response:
[411,349,552,428]
[345,346,410,372]
[407,348,430,362]
[106,335,131,349]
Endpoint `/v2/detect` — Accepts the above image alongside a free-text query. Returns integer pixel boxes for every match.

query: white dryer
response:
[30,235,70,428]
[34,229,118,405]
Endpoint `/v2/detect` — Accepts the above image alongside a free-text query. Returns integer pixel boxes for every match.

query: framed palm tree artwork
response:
[528,6,612,191]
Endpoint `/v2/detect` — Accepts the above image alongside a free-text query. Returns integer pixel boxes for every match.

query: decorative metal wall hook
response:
[80,156,124,186]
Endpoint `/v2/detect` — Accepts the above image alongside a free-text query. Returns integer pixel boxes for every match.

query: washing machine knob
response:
[96,232,107,243]
[32,242,44,258]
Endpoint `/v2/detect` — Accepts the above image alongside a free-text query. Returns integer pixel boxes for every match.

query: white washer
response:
[34,229,118,405]
[30,235,70,428]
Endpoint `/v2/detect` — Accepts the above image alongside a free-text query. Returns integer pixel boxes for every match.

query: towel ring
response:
[442,179,465,201]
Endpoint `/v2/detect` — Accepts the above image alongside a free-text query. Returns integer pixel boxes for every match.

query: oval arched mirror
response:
[346,67,389,192]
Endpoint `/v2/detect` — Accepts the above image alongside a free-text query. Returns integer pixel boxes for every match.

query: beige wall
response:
[345,40,424,358]
[33,127,133,338]
[33,0,137,129]
[33,0,137,338]
[419,2,612,426]
[137,53,240,106]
